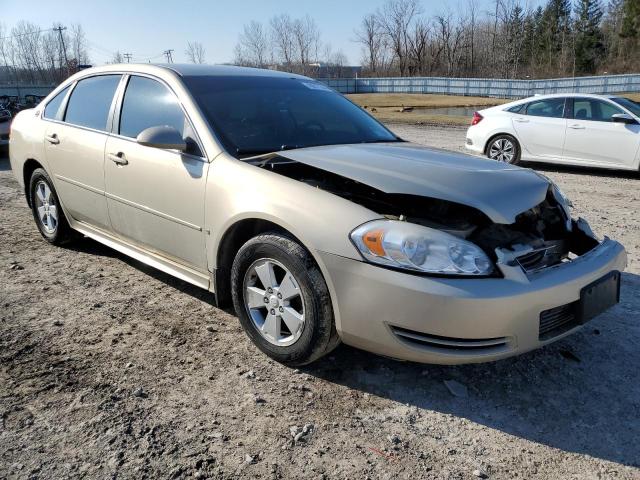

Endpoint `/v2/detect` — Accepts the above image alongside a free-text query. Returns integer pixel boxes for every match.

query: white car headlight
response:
[350,220,494,276]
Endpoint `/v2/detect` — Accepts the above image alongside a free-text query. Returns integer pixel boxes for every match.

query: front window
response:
[183,75,398,157]
[611,97,640,118]
[573,98,624,122]
[119,76,202,156]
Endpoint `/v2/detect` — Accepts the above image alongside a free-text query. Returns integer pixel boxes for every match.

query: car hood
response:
[278,142,551,224]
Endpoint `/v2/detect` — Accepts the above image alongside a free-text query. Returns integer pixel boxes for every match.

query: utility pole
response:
[123,53,133,63]
[163,49,174,63]
[54,25,69,79]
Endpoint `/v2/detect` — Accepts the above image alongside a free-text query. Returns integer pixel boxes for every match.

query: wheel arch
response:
[22,158,45,207]
[483,132,521,156]
[214,218,312,309]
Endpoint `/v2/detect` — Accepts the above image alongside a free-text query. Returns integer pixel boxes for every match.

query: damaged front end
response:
[250,154,600,277]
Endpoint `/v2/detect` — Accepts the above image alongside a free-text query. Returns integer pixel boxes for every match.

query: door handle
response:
[45,134,59,144]
[569,124,586,130]
[514,118,529,123]
[108,152,129,166]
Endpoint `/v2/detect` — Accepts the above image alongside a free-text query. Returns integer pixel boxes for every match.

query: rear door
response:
[511,97,568,161]
[104,74,209,271]
[562,97,640,168]
[43,74,121,231]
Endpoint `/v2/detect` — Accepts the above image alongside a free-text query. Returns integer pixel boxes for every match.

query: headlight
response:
[350,220,494,276]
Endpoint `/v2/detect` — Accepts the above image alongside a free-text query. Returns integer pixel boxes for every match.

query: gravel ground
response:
[1,127,639,480]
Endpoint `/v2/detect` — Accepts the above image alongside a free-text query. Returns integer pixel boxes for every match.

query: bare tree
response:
[111,50,123,64]
[11,21,47,83]
[407,18,430,75]
[70,24,90,65]
[234,21,269,67]
[434,13,466,77]
[293,15,320,73]
[270,14,295,67]
[185,41,206,64]
[466,0,479,76]
[376,0,421,75]
[355,14,385,73]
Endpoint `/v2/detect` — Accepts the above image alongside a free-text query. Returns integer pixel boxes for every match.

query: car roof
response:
[69,63,310,81]
[516,92,625,102]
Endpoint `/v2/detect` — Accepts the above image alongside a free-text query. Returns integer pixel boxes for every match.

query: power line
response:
[0,27,55,41]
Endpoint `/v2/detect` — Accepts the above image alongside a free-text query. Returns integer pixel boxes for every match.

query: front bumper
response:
[320,238,627,364]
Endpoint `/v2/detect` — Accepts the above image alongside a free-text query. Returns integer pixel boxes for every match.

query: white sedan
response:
[466,93,640,171]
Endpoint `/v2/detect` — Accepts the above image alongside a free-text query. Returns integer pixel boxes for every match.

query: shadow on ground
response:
[305,272,640,468]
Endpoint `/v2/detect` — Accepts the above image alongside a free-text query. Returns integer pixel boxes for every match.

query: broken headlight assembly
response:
[350,220,494,276]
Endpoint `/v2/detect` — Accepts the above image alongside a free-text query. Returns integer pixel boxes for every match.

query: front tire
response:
[29,168,76,245]
[230,233,339,366]
[486,134,520,164]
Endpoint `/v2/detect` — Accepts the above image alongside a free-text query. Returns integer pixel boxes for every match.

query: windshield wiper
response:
[359,137,405,144]
[236,144,303,158]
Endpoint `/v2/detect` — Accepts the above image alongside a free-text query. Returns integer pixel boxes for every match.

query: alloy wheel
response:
[489,138,515,162]
[34,180,58,234]
[243,258,306,347]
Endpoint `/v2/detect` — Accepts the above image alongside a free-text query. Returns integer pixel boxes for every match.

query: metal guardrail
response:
[319,74,640,98]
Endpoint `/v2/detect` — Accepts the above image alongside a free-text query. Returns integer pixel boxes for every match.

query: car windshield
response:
[183,75,399,157]
[611,97,640,118]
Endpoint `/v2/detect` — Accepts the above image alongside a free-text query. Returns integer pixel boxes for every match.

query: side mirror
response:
[136,125,187,151]
[611,113,638,125]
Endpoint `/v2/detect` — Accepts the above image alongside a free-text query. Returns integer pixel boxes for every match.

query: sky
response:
[2,0,545,66]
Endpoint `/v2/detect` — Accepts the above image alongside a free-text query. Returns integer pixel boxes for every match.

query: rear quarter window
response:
[43,86,70,120]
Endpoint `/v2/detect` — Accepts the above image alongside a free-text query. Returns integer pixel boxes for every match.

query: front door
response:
[563,97,640,168]
[104,75,209,271]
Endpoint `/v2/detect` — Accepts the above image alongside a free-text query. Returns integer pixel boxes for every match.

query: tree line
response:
[235,0,640,79]
[0,21,90,84]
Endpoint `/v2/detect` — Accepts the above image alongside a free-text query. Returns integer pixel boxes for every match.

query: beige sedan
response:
[9,64,626,365]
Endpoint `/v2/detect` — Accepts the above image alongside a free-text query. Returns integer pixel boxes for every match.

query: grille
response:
[517,249,547,271]
[539,302,578,340]
[516,242,567,273]
[390,326,510,354]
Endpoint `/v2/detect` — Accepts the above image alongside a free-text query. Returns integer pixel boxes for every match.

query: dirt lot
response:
[1,127,639,479]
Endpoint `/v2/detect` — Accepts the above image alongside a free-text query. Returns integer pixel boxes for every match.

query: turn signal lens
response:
[362,228,386,257]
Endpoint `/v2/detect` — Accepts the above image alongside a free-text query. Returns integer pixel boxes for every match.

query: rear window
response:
[525,98,566,118]
[43,86,70,120]
[64,75,121,131]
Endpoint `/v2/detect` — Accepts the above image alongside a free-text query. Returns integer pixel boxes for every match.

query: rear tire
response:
[486,134,521,164]
[230,233,339,366]
[29,168,77,245]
